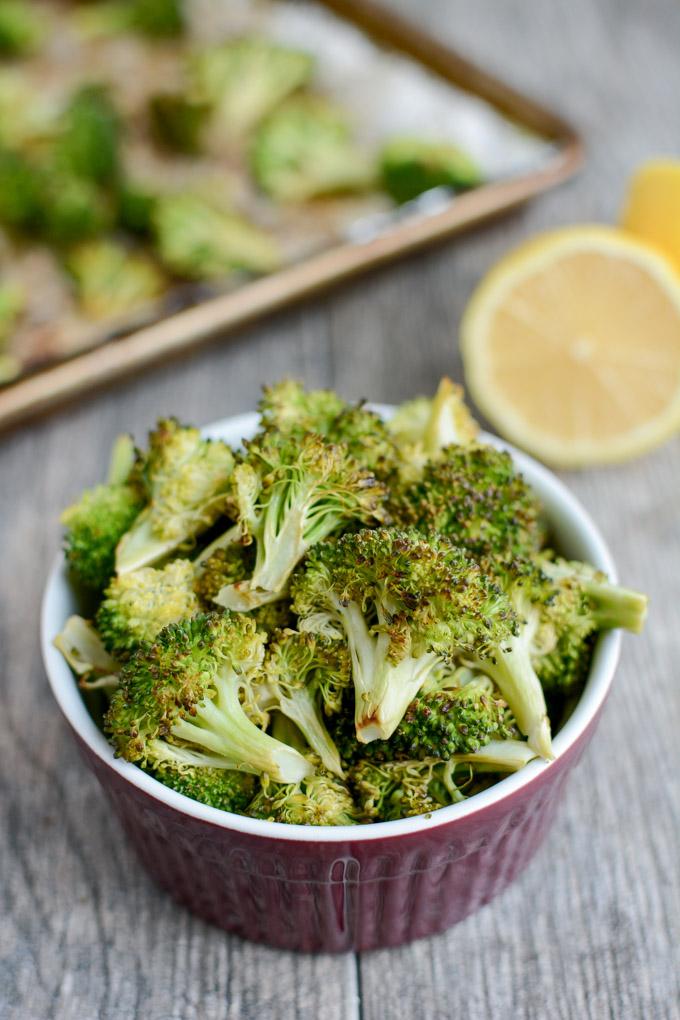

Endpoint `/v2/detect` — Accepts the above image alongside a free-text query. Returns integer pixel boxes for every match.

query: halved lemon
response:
[460,226,680,467]
[622,159,680,269]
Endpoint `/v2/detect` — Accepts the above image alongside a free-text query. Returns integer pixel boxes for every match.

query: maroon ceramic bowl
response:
[41,409,621,952]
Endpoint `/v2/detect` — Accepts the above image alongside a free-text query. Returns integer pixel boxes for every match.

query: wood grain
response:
[1,0,679,1018]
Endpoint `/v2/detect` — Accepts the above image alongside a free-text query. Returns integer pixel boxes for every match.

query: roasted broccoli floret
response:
[251,98,375,203]
[62,434,145,591]
[247,755,359,825]
[66,240,164,319]
[393,443,544,560]
[149,93,209,154]
[391,667,514,759]
[262,630,350,776]
[53,615,120,692]
[116,418,234,574]
[54,85,120,185]
[153,193,280,279]
[380,137,482,204]
[292,528,517,745]
[388,377,478,479]
[538,555,648,635]
[152,763,254,811]
[210,432,386,611]
[106,612,312,782]
[350,758,460,821]
[258,380,398,479]
[0,0,42,56]
[189,37,313,137]
[0,149,43,231]
[97,559,200,656]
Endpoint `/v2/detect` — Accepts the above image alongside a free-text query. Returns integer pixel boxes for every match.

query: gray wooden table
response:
[2,1,679,1017]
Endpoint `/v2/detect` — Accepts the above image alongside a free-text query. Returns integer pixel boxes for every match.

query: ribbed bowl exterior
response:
[72,713,598,953]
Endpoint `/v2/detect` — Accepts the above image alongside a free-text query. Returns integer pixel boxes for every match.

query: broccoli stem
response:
[169,667,313,783]
[584,580,648,634]
[107,434,136,485]
[275,686,344,777]
[115,509,179,574]
[473,637,553,760]
[453,739,538,772]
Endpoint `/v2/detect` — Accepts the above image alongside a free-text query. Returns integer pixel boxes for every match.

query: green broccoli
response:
[209,431,387,611]
[62,434,145,592]
[105,612,312,783]
[251,97,376,203]
[54,85,121,185]
[97,559,200,657]
[53,615,120,692]
[380,137,482,204]
[0,0,42,56]
[0,149,43,232]
[387,377,479,479]
[292,528,520,746]
[189,37,313,137]
[66,240,164,320]
[149,93,209,154]
[115,418,235,574]
[350,758,461,821]
[258,379,398,479]
[247,756,360,825]
[153,193,280,279]
[152,764,254,811]
[117,182,157,236]
[130,0,184,37]
[262,630,350,776]
[42,175,113,245]
[392,443,544,560]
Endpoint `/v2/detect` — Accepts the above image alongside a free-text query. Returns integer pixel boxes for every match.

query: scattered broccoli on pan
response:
[115,418,234,574]
[258,380,398,479]
[392,443,544,560]
[292,527,516,746]
[62,434,145,592]
[66,240,164,320]
[53,615,120,692]
[209,431,387,611]
[247,755,360,825]
[380,137,482,204]
[106,612,313,783]
[387,377,478,479]
[96,559,199,657]
[153,193,280,279]
[189,37,313,137]
[251,97,376,203]
[152,764,255,812]
[149,93,210,154]
[0,0,43,57]
[261,630,349,776]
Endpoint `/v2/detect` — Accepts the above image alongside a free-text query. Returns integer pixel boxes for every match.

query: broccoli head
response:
[189,37,313,137]
[97,558,200,657]
[262,629,350,776]
[210,431,387,610]
[62,434,145,591]
[116,418,234,574]
[350,758,460,821]
[258,380,398,478]
[54,85,120,185]
[393,443,544,560]
[0,0,42,57]
[66,240,164,320]
[251,97,376,203]
[387,377,478,479]
[380,137,482,204]
[152,763,255,812]
[105,611,312,783]
[292,527,516,744]
[153,193,280,279]
[247,756,360,826]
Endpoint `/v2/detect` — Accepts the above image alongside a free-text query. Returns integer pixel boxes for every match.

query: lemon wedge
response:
[622,159,680,269]
[460,226,680,467]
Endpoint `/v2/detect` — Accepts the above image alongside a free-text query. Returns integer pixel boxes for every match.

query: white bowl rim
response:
[41,405,621,844]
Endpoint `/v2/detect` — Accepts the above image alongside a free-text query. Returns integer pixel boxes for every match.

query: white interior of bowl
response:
[41,406,621,842]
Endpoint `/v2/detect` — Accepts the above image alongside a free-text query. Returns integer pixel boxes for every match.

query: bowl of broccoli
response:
[41,380,647,951]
